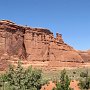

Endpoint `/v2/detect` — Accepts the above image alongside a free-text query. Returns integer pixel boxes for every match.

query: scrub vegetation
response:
[0,62,90,90]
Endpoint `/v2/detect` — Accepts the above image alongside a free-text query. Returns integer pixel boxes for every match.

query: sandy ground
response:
[41,80,80,90]
[70,80,80,90]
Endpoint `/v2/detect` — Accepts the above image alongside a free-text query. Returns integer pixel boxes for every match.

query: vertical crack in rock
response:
[22,33,27,59]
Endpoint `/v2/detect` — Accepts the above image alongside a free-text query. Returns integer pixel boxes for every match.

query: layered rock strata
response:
[0,20,88,70]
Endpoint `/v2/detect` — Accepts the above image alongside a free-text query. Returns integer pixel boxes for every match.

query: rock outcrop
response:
[0,20,89,71]
[78,50,90,62]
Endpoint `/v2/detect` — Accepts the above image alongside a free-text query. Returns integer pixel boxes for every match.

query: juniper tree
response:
[53,69,73,90]
[5,61,43,90]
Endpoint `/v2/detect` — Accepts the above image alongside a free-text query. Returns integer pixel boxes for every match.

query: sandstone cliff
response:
[78,50,90,62]
[0,20,89,71]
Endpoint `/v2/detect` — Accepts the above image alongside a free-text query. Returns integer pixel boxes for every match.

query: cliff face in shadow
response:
[0,20,89,71]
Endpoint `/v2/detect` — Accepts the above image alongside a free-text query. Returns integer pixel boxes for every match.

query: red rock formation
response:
[0,20,89,71]
[0,20,26,59]
[78,50,90,62]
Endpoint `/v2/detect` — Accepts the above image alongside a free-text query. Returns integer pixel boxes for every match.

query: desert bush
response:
[0,61,43,90]
[24,66,42,90]
[53,69,73,90]
[78,69,90,90]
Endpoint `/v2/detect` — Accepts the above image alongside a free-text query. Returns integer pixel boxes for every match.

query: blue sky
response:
[0,0,90,50]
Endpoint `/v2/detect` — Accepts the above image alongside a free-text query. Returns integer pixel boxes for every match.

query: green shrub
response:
[0,61,43,90]
[78,69,90,90]
[53,69,73,90]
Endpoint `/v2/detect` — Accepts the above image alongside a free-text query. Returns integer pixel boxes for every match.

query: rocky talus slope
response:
[0,20,89,71]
